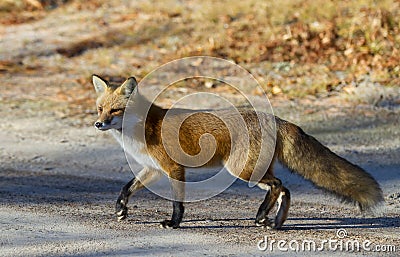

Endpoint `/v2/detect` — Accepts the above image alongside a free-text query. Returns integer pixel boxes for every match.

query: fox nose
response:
[94,121,103,128]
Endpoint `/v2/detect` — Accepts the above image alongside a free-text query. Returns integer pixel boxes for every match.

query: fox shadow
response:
[0,168,124,205]
[135,216,399,230]
[280,216,400,231]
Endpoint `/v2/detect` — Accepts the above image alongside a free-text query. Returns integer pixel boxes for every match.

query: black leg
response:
[115,178,135,221]
[255,177,282,228]
[160,168,185,229]
[274,187,290,229]
[160,201,184,229]
[255,187,280,228]
[115,168,160,221]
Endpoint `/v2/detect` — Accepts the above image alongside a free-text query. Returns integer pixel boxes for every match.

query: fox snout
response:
[94,120,110,130]
[94,121,106,129]
[94,115,123,131]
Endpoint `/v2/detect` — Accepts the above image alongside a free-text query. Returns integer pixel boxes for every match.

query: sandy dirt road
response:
[0,94,399,256]
[0,1,399,256]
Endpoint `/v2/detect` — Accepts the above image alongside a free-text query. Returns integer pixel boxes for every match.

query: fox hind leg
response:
[255,174,291,229]
[274,186,290,229]
[255,179,280,228]
[224,157,290,229]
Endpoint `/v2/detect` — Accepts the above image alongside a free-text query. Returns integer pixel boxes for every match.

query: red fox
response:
[92,74,383,229]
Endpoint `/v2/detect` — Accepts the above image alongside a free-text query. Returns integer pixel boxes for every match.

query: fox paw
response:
[255,218,273,229]
[115,206,128,221]
[160,220,180,229]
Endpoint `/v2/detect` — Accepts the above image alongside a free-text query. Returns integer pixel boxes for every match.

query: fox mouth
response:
[95,116,122,130]
[95,122,112,130]
[96,122,121,131]
[97,126,110,131]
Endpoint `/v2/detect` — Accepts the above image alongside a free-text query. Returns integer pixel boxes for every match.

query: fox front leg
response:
[160,201,184,229]
[115,168,160,221]
[115,177,136,221]
[160,167,185,229]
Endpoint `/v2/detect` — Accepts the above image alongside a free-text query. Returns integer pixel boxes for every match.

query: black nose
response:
[94,122,103,128]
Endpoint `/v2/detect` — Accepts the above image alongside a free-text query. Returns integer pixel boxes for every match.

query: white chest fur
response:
[110,129,161,170]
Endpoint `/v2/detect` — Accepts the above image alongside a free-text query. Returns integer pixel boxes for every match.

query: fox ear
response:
[119,77,138,97]
[92,74,109,94]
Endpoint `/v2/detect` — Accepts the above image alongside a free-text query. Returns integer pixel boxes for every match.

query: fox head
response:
[92,75,138,131]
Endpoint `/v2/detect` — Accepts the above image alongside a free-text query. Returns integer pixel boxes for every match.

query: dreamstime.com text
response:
[257,229,397,253]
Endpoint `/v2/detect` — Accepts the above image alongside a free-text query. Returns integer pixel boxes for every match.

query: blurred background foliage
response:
[0,0,399,115]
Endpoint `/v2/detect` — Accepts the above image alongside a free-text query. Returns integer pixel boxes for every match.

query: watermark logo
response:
[336,228,347,239]
[257,228,397,253]
[122,56,276,202]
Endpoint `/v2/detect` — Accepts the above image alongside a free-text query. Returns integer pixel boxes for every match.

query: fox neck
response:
[117,92,166,132]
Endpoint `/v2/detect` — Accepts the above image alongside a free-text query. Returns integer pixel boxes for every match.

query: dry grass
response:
[0,0,399,112]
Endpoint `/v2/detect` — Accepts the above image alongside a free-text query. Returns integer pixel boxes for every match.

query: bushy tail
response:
[275,118,383,211]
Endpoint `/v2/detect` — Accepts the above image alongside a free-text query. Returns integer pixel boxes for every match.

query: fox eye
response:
[98,106,103,112]
[110,108,123,114]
